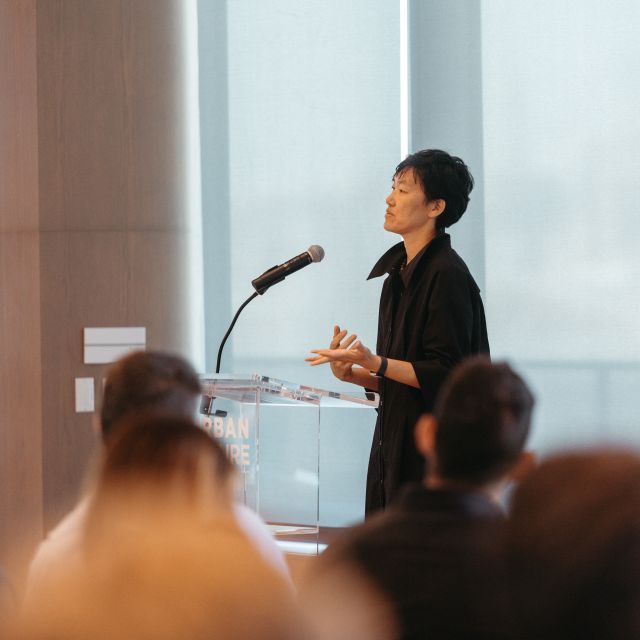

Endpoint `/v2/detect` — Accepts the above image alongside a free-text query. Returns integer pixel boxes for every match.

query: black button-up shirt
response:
[322,485,511,640]
[365,233,489,513]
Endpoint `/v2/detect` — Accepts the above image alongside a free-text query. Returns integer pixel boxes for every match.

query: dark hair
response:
[86,413,235,549]
[434,357,533,484]
[97,413,233,489]
[100,350,201,442]
[395,149,474,229]
[508,451,640,640]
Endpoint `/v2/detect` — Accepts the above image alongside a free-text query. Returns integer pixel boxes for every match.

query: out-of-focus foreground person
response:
[17,528,299,640]
[83,412,236,549]
[15,414,299,640]
[310,357,534,640]
[508,450,640,640]
[25,350,289,603]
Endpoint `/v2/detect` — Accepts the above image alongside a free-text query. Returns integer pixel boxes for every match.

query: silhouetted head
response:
[99,350,201,443]
[416,357,534,487]
[508,450,640,640]
[86,412,235,547]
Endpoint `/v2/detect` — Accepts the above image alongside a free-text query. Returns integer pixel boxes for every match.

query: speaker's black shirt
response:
[365,233,489,513]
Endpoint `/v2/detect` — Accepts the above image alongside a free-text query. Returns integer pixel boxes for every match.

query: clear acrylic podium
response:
[200,374,378,553]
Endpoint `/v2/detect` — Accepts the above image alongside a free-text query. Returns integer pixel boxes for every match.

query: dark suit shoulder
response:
[321,509,404,565]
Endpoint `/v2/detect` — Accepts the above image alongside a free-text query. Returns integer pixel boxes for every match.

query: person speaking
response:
[307,149,489,515]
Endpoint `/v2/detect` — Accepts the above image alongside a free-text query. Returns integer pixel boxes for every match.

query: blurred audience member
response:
[299,559,397,640]
[14,490,296,640]
[26,350,289,604]
[312,357,534,640]
[16,414,299,640]
[83,412,236,550]
[508,450,640,640]
[18,526,299,640]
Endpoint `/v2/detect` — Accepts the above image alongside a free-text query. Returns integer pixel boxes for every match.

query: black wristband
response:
[374,356,388,377]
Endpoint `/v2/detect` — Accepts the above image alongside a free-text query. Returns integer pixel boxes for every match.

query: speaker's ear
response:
[426,198,446,220]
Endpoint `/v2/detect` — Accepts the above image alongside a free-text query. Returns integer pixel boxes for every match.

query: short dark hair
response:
[433,357,533,484]
[395,149,474,229]
[98,412,233,489]
[508,451,640,640]
[86,412,235,548]
[100,350,201,442]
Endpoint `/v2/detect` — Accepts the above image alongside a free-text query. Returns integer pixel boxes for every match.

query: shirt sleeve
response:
[411,268,476,409]
[232,504,293,587]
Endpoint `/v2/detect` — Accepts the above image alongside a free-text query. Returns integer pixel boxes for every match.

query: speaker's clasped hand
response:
[305,325,379,382]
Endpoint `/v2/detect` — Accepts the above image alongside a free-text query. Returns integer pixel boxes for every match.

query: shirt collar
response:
[396,483,505,520]
[400,242,428,287]
[367,232,450,280]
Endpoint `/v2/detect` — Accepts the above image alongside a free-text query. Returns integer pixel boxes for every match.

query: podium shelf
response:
[201,374,379,408]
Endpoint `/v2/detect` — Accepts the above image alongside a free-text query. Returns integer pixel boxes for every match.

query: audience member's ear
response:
[414,414,437,458]
[508,450,537,484]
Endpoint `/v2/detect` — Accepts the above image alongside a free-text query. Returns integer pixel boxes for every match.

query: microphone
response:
[251,245,325,294]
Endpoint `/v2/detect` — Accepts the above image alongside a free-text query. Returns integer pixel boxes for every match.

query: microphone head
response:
[307,245,325,263]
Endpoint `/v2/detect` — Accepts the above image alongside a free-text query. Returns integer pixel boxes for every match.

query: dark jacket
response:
[322,485,512,640]
[366,234,489,513]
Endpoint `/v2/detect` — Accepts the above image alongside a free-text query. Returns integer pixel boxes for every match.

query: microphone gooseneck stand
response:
[201,246,324,417]
[216,291,259,374]
[201,291,259,417]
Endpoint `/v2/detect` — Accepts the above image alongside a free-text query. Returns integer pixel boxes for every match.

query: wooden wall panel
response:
[0,2,40,232]
[0,1,43,584]
[38,230,196,527]
[0,0,199,581]
[36,0,199,529]
[36,0,189,232]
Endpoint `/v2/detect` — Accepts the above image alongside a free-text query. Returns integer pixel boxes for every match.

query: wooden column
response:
[0,0,44,584]
[36,0,202,529]
[0,0,202,589]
